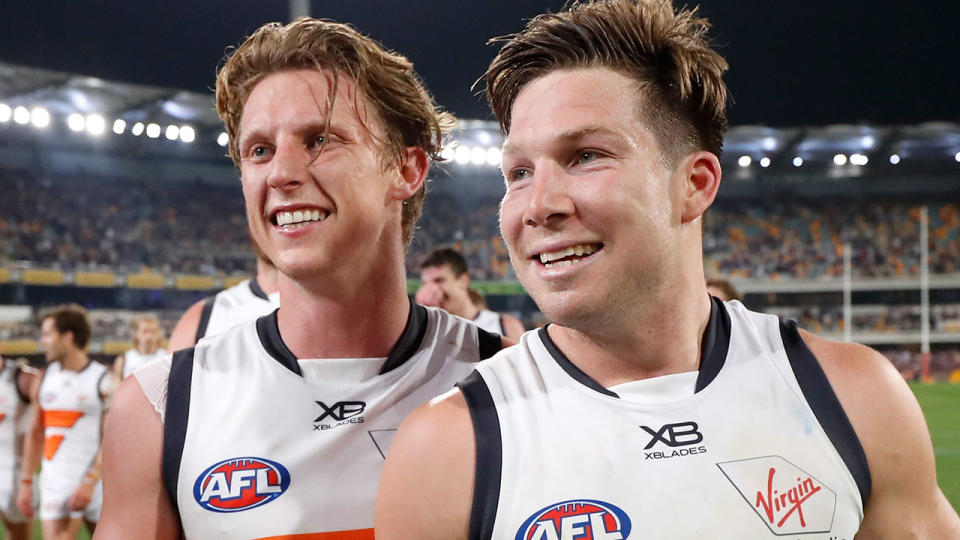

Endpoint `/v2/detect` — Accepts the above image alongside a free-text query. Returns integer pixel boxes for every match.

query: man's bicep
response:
[375,389,475,540]
[97,378,180,539]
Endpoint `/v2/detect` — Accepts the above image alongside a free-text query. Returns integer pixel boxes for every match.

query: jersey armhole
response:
[15,367,31,404]
[779,318,872,506]
[476,328,502,360]
[194,297,216,343]
[457,370,501,540]
[161,347,195,518]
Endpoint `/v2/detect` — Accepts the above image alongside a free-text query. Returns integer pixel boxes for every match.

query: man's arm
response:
[70,370,120,511]
[375,389,475,540]
[112,354,125,380]
[94,377,180,539]
[803,331,960,538]
[500,314,526,341]
[166,299,206,352]
[16,368,44,518]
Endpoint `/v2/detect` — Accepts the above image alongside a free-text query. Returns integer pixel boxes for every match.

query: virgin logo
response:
[717,456,837,535]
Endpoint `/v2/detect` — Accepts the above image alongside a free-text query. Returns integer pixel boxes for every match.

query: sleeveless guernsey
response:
[195,278,279,342]
[473,309,505,336]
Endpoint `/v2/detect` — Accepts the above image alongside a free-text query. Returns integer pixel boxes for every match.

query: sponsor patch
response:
[516,499,631,540]
[193,456,290,513]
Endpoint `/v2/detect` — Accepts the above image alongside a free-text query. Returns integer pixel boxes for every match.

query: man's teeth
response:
[275,209,327,227]
[539,244,600,265]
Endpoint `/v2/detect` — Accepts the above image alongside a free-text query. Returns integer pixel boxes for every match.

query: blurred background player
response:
[166,247,279,351]
[0,341,38,540]
[417,247,525,339]
[18,305,115,540]
[112,315,165,380]
[706,277,742,302]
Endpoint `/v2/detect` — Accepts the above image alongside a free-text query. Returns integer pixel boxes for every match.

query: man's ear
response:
[679,151,722,224]
[391,146,430,201]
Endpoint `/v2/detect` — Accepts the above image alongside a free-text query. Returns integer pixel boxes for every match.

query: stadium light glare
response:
[67,113,86,132]
[13,106,30,125]
[485,147,501,166]
[850,153,868,166]
[112,119,126,134]
[762,136,777,151]
[0,103,10,123]
[86,114,106,136]
[861,135,875,149]
[792,157,803,167]
[455,145,471,165]
[470,146,486,165]
[955,151,960,163]
[440,145,456,161]
[833,154,848,166]
[759,157,771,168]
[132,122,145,136]
[737,155,751,168]
[30,107,50,128]
[889,154,900,165]
[165,125,180,140]
[146,123,161,138]
[179,125,196,143]
[216,131,229,147]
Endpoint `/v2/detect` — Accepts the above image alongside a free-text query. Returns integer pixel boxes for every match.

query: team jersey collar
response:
[538,295,732,398]
[255,299,429,377]
[249,277,270,300]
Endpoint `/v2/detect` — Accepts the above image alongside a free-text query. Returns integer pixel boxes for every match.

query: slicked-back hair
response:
[420,247,469,277]
[216,17,455,248]
[41,304,91,349]
[484,0,728,164]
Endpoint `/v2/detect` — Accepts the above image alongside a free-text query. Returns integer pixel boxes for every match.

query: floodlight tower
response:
[290,0,310,21]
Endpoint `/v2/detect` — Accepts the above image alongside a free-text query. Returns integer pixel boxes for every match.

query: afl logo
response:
[516,499,632,540]
[193,457,290,513]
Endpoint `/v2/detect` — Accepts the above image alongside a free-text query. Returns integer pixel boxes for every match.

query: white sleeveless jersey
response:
[122,347,166,379]
[38,360,108,480]
[195,278,280,343]
[163,303,502,539]
[473,309,504,336]
[462,298,870,540]
[0,359,30,472]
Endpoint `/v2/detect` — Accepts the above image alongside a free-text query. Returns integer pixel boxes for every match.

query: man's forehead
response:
[240,69,369,131]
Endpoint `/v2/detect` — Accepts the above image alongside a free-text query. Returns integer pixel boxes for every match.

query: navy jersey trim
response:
[96,368,109,405]
[458,371,502,540]
[378,300,429,375]
[476,328,502,360]
[162,347,196,517]
[257,309,302,376]
[538,326,620,398]
[779,319,872,506]
[695,296,732,392]
[249,277,269,300]
[194,296,216,343]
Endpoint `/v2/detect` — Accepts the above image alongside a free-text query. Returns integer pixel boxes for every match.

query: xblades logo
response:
[641,421,707,460]
[313,401,366,431]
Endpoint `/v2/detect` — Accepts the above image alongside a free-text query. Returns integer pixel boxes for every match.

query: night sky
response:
[1,0,957,127]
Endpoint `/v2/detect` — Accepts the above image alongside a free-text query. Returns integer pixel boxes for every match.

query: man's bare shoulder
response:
[167,299,207,352]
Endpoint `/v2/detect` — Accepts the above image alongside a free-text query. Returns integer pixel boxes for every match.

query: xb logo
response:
[641,421,702,449]
[315,401,366,422]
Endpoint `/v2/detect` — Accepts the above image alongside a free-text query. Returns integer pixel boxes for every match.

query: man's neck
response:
[59,349,90,372]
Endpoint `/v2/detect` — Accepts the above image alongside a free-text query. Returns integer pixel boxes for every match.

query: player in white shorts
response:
[113,315,166,379]
[417,247,525,339]
[166,250,279,351]
[377,1,960,538]
[0,343,38,540]
[97,17,503,539]
[18,305,115,540]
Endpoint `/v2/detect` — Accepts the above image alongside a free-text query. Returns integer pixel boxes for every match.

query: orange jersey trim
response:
[255,529,374,540]
[43,434,65,460]
[42,409,84,428]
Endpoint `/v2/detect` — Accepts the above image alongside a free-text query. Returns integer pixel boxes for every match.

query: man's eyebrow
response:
[238,120,333,148]
[501,125,631,157]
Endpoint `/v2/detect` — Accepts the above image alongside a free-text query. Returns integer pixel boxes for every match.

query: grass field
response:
[1,383,956,539]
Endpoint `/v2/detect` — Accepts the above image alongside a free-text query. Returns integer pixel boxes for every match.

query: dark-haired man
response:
[377,1,960,538]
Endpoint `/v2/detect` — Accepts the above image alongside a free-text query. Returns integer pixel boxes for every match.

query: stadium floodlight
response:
[455,145,471,165]
[792,157,803,167]
[13,106,30,125]
[113,119,126,135]
[86,114,106,136]
[30,107,50,128]
[67,113,86,132]
[470,146,486,165]
[889,154,900,165]
[216,131,229,147]
[955,151,960,163]
[180,125,196,143]
[132,122,145,136]
[146,123,161,138]
[762,136,777,151]
[861,135,875,149]
[849,153,868,166]
[440,145,456,161]
[833,153,848,166]
[759,157,771,168]
[737,155,751,168]
[0,103,10,123]
[165,125,180,141]
[486,147,501,166]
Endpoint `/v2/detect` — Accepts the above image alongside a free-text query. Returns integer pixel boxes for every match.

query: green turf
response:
[911,381,960,512]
